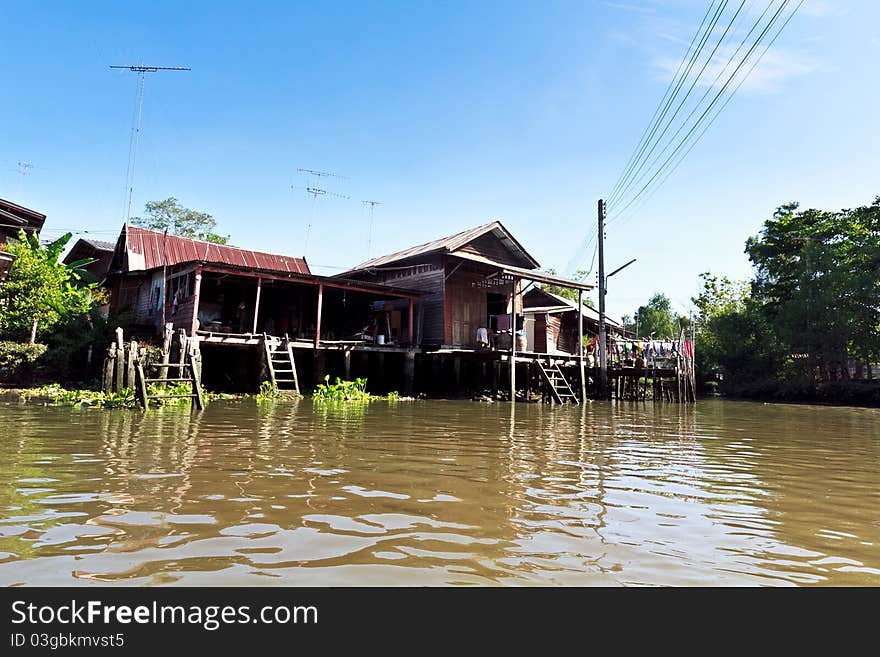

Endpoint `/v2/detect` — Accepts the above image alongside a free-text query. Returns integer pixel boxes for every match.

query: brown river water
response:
[0,397,878,586]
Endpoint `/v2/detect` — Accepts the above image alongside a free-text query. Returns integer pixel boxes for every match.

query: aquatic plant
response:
[19,383,135,408]
[312,376,405,403]
[146,380,193,406]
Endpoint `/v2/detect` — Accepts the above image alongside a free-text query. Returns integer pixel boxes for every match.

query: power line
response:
[610,0,775,218]
[607,0,798,224]
[612,1,805,230]
[610,0,748,210]
[607,0,728,208]
[606,1,719,208]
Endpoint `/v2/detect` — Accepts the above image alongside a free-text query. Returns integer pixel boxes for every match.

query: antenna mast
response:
[15,161,37,197]
[292,167,350,258]
[362,200,382,259]
[111,65,191,222]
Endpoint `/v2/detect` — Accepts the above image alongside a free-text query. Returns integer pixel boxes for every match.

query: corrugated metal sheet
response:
[344,221,539,272]
[123,225,309,275]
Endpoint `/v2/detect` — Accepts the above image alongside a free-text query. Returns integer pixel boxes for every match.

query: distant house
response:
[338,221,593,349]
[105,224,420,342]
[0,198,45,244]
[0,198,46,281]
[522,286,625,356]
[63,238,115,281]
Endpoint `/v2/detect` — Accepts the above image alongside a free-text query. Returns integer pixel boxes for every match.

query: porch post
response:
[190,266,202,337]
[408,298,414,346]
[578,288,586,403]
[315,283,324,349]
[252,276,262,334]
[509,278,517,403]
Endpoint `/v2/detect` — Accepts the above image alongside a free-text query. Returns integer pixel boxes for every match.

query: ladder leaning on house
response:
[537,360,579,405]
[263,333,300,394]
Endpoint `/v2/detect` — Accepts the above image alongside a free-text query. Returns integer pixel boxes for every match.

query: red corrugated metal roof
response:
[123,225,309,275]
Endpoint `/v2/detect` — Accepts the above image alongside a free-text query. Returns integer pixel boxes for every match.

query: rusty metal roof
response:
[119,225,310,275]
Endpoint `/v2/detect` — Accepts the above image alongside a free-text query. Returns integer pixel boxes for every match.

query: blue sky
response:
[2,0,877,319]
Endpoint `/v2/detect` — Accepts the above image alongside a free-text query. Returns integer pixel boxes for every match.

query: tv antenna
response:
[11,161,42,196]
[296,168,349,181]
[362,200,382,259]
[291,184,350,258]
[111,64,190,222]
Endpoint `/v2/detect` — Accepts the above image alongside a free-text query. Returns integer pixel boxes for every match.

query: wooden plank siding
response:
[534,314,549,353]
[352,256,446,345]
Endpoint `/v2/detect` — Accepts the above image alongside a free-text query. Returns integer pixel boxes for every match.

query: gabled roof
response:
[76,238,115,251]
[111,225,310,276]
[0,198,46,234]
[345,221,540,272]
[523,287,622,328]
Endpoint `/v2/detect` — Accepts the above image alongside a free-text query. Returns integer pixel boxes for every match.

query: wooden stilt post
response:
[315,283,323,349]
[408,298,414,347]
[190,340,205,410]
[114,327,125,392]
[159,323,173,388]
[578,288,586,403]
[404,349,415,397]
[135,359,149,410]
[177,329,187,376]
[191,266,203,337]
[103,343,115,393]
[509,278,517,403]
[252,276,262,334]
[127,340,137,392]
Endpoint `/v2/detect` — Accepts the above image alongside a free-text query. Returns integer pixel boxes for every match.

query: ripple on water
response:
[0,398,877,585]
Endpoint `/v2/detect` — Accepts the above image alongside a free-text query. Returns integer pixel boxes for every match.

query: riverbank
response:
[716,379,880,408]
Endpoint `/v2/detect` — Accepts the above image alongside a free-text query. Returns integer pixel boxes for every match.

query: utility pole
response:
[111,65,191,222]
[597,198,608,397]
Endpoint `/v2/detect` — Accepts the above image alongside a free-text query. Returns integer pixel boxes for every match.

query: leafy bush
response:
[0,341,47,383]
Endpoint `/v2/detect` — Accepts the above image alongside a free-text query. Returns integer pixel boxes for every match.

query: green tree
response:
[0,231,97,344]
[632,293,678,339]
[131,197,229,244]
[691,272,778,390]
[540,269,594,307]
[746,199,880,382]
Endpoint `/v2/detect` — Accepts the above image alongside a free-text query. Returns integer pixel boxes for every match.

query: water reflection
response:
[0,396,878,585]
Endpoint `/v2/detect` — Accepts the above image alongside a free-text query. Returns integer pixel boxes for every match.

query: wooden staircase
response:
[537,361,579,404]
[263,334,300,393]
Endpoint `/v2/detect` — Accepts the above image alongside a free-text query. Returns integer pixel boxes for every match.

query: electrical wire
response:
[607,0,729,208]
[610,0,804,230]
[606,0,721,206]
[607,0,796,224]
[609,0,748,210]
[610,0,775,220]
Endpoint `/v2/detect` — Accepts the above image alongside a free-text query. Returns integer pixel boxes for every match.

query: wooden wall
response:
[354,256,446,345]
[533,314,548,353]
